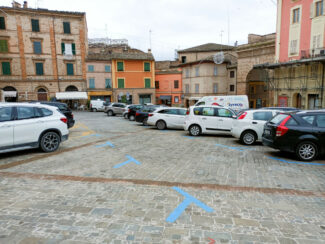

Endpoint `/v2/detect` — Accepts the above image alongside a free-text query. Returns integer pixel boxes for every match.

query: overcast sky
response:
[2,0,277,60]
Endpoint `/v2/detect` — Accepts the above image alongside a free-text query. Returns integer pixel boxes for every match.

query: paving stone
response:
[233,218,260,227]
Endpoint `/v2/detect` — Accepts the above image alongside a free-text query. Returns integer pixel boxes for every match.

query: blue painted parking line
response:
[95,141,115,148]
[268,156,325,166]
[215,144,255,152]
[166,187,213,223]
[113,155,141,169]
[183,136,197,139]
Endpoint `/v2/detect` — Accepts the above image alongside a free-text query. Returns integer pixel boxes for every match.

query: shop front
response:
[88,91,112,103]
[55,92,88,109]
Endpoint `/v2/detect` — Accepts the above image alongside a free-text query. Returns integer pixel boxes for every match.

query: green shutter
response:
[118,78,124,88]
[61,43,65,54]
[0,40,8,52]
[72,43,76,55]
[144,62,150,71]
[0,17,5,30]
[145,78,151,88]
[2,62,11,75]
[67,63,74,75]
[63,22,71,34]
[31,19,39,32]
[117,62,124,71]
[89,78,95,89]
[36,63,44,75]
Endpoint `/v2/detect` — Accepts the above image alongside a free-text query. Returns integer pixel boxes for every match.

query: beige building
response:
[177,43,237,107]
[0,2,88,102]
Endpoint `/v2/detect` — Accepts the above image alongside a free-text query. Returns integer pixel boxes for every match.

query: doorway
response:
[37,88,48,101]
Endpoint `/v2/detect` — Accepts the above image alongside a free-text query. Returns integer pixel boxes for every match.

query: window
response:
[195,84,199,93]
[193,107,202,115]
[155,81,159,89]
[35,63,44,75]
[105,78,112,88]
[174,80,179,89]
[88,65,94,72]
[0,40,8,53]
[174,96,179,103]
[181,56,186,63]
[301,115,315,125]
[290,40,298,54]
[185,84,190,93]
[202,107,215,116]
[286,118,298,126]
[33,41,42,54]
[230,85,235,92]
[1,62,11,75]
[118,78,124,88]
[31,19,39,32]
[253,112,273,121]
[230,70,235,78]
[217,108,233,118]
[117,61,124,71]
[214,66,218,76]
[145,78,151,88]
[17,107,35,120]
[316,1,323,17]
[105,65,111,72]
[0,17,5,30]
[61,43,76,55]
[292,8,300,23]
[63,22,71,34]
[144,62,150,71]
[0,107,12,122]
[213,83,218,93]
[89,78,95,89]
[316,115,325,127]
[66,63,74,75]
[165,109,179,115]
[195,67,199,76]
[185,69,189,78]
[250,86,256,94]
[179,109,186,115]
[40,108,53,117]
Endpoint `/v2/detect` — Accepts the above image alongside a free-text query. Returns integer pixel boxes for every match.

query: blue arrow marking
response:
[166,187,213,223]
[95,141,115,148]
[113,155,141,169]
[83,133,101,138]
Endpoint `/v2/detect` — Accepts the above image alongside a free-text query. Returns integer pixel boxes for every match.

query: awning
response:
[56,92,88,100]
[159,95,172,100]
[3,91,17,97]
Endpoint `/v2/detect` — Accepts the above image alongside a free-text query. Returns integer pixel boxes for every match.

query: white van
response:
[195,96,249,112]
[90,100,106,112]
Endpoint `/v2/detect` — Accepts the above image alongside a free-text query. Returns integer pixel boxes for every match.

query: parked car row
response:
[106,103,325,162]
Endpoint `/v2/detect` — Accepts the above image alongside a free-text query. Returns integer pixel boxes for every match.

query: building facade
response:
[0,2,88,102]
[259,0,325,109]
[236,34,276,108]
[177,43,237,107]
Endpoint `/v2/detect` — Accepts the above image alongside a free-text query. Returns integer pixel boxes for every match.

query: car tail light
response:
[148,113,154,117]
[276,115,291,137]
[136,112,140,116]
[186,109,190,115]
[237,112,247,120]
[60,117,68,124]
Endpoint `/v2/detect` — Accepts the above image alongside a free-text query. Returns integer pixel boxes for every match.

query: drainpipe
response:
[321,62,325,108]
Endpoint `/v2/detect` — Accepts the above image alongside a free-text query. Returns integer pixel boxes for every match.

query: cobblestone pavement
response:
[0,111,325,243]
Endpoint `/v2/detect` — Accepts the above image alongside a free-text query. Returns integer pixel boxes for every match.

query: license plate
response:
[264,129,270,135]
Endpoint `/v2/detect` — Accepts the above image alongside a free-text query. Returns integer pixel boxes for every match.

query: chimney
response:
[23,1,28,8]
[148,49,151,54]
[12,1,21,8]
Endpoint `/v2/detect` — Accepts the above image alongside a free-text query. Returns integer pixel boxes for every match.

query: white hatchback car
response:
[0,103,69,154]
[231,109,281,145]
[147,107,187,130]
[184,106,237,136]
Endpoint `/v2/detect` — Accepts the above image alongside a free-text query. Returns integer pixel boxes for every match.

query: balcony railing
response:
[301,48,325,59]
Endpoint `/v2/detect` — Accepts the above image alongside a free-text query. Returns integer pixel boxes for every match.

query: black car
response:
[260,107,300,112]
[262,110,325,161]
[128,105,144,121]
[30,101,75,128]
[135,106,161,125]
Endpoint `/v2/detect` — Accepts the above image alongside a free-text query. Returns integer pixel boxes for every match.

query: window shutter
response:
[145,78,151,88]
[63,22,71,34]
[31,19,39,32]
[105,65,111,72]
[72,43,76,55]
[0,40,8,52]
[118,79,124,88]
[144,62,150,71]
[61,43,65,54]
[2,62,11,75]
[0,17,5,29]
[105,78,111,88]
[117,62,124,71]
[36,63,44,75]
[311,2,314,18]
[67,63,74,75]
[89,78,95,89]
[33,41,42,54]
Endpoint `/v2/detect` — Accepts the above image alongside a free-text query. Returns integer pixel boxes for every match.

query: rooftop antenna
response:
[220,30,224,44]
[227,2,230,45]
[35,0,42,8]
[149,29,152,50]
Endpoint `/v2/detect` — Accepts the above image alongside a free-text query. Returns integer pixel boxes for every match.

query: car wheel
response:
[143,118,148,126]
[240,130,256,145]
[296,141,318,161]
[129,115,135,121]
[40,131,60,152]
[92,108,97,112]
[156,120,166,130]
[107,110,113,116]
[189,125,201,136]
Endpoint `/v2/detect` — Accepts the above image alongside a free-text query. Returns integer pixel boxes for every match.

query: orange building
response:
[111,52,155,104]
[155,61,183,106]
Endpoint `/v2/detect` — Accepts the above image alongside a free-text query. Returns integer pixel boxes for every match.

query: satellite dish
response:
[213,52,224,64]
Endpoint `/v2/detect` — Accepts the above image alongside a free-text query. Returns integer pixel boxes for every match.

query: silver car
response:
[105,103,126,116]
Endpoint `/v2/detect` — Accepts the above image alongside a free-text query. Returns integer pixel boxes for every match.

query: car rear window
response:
[17,107,35,120]
[179,109,187,115]
[253,111,273,121]
[57,104,68,110]
[301,115,315,125]
[269,113,288,124]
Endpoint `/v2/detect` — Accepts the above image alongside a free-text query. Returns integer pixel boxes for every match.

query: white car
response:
[147,107,187,130]
[184,106,237,136]
[231,109,281,145]
[0,103,69,154]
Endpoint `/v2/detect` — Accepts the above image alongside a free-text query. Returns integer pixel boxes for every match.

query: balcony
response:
[301,48,325,59]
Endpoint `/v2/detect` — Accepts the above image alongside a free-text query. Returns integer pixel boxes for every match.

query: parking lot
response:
[0,111,325,243]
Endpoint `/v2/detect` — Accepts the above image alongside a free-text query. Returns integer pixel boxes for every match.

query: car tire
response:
[240,130,257,145]
[107,110,113,116]
[92,108,97,112]
[40,131,60,153]
[189,125,201,136]
[143,118,148,126]
[296,141,318,161]
[156,120,166,130]
[129,115,135,121]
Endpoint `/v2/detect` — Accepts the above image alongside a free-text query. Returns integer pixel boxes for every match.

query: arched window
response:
[65,86,78,92]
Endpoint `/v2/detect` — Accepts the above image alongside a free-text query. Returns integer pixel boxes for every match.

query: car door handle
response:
[252,122,258,124]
